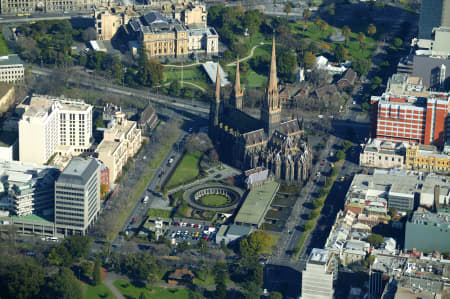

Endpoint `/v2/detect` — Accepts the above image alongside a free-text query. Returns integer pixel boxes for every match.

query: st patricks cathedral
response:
[209,38,313,183]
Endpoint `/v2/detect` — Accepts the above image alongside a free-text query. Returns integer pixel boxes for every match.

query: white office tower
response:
[301,248,336,299]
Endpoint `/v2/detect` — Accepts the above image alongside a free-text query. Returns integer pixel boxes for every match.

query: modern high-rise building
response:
[418,0,444,39]
[0,160,59,216]
[54,157,100,236]
[405,211,450,252]
[18,95,93,164]
[370,92,450,147]
[301,248,336,299]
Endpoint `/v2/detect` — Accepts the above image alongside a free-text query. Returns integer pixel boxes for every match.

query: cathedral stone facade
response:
[209,38,313,183]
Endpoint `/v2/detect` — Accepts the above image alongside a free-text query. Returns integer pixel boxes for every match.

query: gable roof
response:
[315,84,339,99]
[338,69,357,87]
[278,119,301,136]
[243,129,267,146]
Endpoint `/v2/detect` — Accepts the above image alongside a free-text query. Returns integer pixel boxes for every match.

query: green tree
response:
[239,230,271,257]
[45,268,83,299]
[139,292,148,299]
[320,21,329,33]
[283,4,292,19]
[361,102,370,112]
[330,166,338,177]
[92,259,102,286]
[334,44,348,62]
[0,260,45,299]
[353,59,371,76]
[393,37,403,49]
[308,210,319,219]
[169,80,181,97]
[277,48,297,82]
[367,23,376,37]
[336,150,346,161]
[342,26,351,47]
[80,260,92,278]
[342,140,352,151]
[302,8,311,29]
[328,3,336,16]
[367,233,384,248]
[389,207,397,218]
[313,198,324,209]
[319,188,329,198]
[243,281,261,299]
[302,51,316,69]
[47,244,72,267]
[371,76,383,90]
[243,10,263,35]
[357,32,366,52]
[304,220,314,231]
[214,263,227,299]
[66,236,92,260]
[270,291,283,299]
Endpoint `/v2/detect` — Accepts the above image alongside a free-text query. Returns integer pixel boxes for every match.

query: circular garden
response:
[184,184,244,212]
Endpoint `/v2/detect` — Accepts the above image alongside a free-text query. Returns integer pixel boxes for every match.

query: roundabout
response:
[183,184,244,212]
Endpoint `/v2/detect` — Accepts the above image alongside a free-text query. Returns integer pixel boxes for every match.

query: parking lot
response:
[164,222,218,245]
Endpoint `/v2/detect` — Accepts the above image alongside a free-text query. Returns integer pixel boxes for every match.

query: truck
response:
[143,196,149,203]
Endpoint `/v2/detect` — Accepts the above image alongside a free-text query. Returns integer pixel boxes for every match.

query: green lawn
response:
[166,151,201,189]
[0,33,10,55]
[148,208,172,218]
[200,194,231,207]
[113,280,191,299]
[84,283,115,299]
[163,66,209,90]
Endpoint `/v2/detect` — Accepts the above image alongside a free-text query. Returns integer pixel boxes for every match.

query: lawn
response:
[113,280,191,299]
[163,66,210,90]
[200,194,231,207]
[261,233,280,254]
[84,283,115,299]
[148,208,172,218]
[166,151,201,189]
[0,33,10,55]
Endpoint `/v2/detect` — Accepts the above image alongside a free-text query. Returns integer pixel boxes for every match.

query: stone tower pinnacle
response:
[231,57,244,109]
[209,62,222,138]
[261,36,281,135]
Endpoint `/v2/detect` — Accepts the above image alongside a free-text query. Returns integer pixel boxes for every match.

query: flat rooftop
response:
[308,248,330,265]
[57,157,98,186]
[234,181,279,226]
[96,139,122,155]
[9,213,54,224]
[0,54,23,66]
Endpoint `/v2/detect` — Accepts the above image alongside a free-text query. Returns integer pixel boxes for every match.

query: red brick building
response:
[371,92,450,147]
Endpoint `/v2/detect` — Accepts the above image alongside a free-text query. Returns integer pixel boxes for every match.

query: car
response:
[321,162,325,166]
[193,224,198,228]
[188,127,193,133]
[171,233,176,238]
[174,222,180,226]
[186,223,191,227]
[340,176,345,182]
[185,230,189,235]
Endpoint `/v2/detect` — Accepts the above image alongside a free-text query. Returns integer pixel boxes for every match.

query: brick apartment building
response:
[371,92,450,147]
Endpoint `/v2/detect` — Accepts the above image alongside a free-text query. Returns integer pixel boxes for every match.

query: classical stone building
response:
[95,6,138,41]
[0,0,100,14]
[126,11,218,59]
[209,39,312,183]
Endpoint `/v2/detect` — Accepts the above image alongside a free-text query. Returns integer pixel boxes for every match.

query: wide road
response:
[30,65,210,116]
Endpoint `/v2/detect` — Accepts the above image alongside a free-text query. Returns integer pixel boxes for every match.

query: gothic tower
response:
[261,37,281,136]
[230,57,244,109]
[209,63,222,138]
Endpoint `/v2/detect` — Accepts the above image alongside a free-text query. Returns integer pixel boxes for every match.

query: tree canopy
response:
[239,230,271,258]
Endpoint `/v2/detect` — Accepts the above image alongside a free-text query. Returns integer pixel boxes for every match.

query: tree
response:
[283,4,292,19]
[92,259,102,286]
[393,37,403,49]
[277,48,297,82]
[336,150,346,161]
[243,281,261,299]
[320,21,329,33]
[243,10,263,35]
[45,268,83,299]
[66,236,92,260]
[80,260,92,278]
[342,140,352,151]
[357,32,366,50]
[304,220,314,231]
[101,183,109,199]
[308,210,319,219]
[214,263,227,299]
[239,230,271,257]
[270,291,283,299]
[353,59,371,76]
[330,166,338,177]
[302,8,311,28]
[328,3,336,16]
[169,80,181,97]
[139,292,148,299]
[47,244,72,267]
[342,26,351,47]
[367,233,384,248]
[367,23,376,37]
[334,44,348,62]
[388,207,397,218]
[313,198,324,209]
[0,260,45,299]
[302,51,316,69]
[319,188,329,198]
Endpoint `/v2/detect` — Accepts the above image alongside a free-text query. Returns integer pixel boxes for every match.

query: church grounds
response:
[199,194,232,207]
[165,151,202,189]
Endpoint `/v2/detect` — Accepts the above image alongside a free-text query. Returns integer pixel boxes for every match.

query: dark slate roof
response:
[315,84,338,98]
[142,11,168,26]
[243,129,267,146]
[226,224,252,237]
[139,104,157,125]
[57,157,98,186]
[0,54,23,66]
[278,119,301,136]
[338,69,357,87]
[412,55,450,89]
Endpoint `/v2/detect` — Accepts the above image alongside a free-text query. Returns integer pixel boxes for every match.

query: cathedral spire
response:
[231,57,244,109]
[267,36,279,102]
[215,62,221,102]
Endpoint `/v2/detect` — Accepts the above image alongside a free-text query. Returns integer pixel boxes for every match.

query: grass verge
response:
[148,208,172,218]
[0,33,10,55]
[84,283,115,299]
[166,151,201,189]
[261,233,281,255]
[113,280,192,299]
